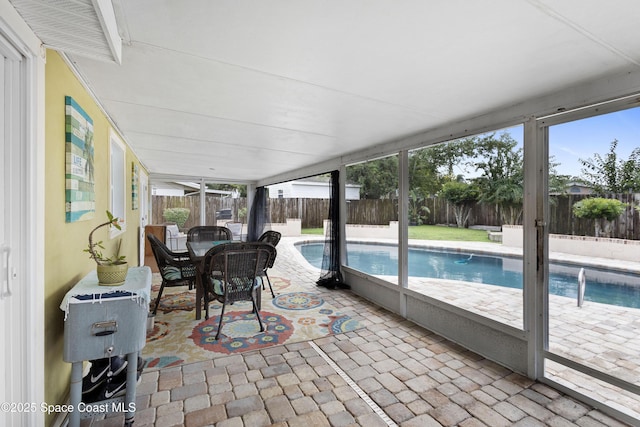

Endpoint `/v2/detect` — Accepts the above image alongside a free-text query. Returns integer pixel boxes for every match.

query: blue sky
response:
[496,107,640,179]
[549,107,640,178]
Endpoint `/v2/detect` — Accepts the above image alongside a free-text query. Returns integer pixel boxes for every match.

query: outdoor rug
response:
[142,275,361,370]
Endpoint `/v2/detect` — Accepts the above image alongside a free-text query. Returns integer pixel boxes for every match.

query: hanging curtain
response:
[247,186,267,241]
[317,170,349,289]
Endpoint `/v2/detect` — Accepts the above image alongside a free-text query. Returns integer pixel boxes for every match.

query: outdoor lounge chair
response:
[165,223,187,251]
[201,242,276,339]
[147,233,197,314]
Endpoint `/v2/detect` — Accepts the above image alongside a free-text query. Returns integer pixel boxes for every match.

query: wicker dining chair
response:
[257,231,282,298]
[202,242,276,339]
[147,233,197,315]
[187,225,232,242]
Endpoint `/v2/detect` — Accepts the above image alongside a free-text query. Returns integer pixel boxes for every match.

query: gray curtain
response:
[247,186,267,241]
[317,170,349,289]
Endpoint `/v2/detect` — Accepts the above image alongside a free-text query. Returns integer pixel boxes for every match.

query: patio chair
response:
[187,225,232,242]
[257,231,282,298]
[147,234,197,315]
[202,242,276,339]
[225,222,243,241]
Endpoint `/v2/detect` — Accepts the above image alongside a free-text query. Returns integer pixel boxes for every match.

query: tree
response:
[408,149,442,198]
[408,189,431,225]
[347,144,477,221]
[439,181,480,228]
[347,156,398,199]
[473,132,524,224]
[422,138,476,178]
[579,140,640,194]
[572,197,627,237]
[549,155,570,195]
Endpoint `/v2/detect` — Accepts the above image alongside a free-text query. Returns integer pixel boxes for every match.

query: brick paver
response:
[85,237,634,427]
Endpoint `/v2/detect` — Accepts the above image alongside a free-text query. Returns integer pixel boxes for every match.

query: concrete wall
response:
[269,218,302,236]
[325,220,398,239]
[502,225,640,262]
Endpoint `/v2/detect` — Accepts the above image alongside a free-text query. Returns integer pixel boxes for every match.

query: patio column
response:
[398,149,409,317]
[338,165,347,267]
[246,183,255,226]
[199,178,206,225]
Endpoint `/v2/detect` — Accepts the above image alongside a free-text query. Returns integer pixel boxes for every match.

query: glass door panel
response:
[545,106,640,419]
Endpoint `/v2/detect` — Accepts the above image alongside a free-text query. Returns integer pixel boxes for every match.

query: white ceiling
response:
[13,0,640,184]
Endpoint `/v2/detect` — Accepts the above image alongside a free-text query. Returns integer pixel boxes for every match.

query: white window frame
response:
[109,129,126,237]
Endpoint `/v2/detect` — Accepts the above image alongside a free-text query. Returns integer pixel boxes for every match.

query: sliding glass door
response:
[542,103,640,421]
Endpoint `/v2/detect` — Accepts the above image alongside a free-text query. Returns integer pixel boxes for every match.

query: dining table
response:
[186,240,230,320]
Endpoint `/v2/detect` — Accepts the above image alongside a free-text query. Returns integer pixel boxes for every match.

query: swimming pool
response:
[297,242,640,309]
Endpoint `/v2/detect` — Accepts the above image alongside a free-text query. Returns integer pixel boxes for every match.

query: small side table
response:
[60,266,151,427]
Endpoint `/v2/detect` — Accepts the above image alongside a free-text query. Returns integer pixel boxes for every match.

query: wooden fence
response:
[548,193,640,240]
[151,196,247,230]
[151,193,640,239]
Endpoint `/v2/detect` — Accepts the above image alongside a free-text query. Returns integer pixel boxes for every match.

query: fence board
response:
[152,194,640,239]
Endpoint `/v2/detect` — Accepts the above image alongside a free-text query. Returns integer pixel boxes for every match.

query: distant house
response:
[267,179,361,200]
[566,182,594,195]
[152,181,188,196]
[152,181,238,197]
[550,181,594,196]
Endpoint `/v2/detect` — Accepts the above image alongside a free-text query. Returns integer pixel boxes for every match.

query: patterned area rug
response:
[143,275,361,370]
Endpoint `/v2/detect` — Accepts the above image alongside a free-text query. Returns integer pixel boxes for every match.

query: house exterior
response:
[0,7,154,424]
[152,181,238,197]
[267,179,361,200]
[549,181,595,196]
[151,181,185,197]
[565,181,594,195]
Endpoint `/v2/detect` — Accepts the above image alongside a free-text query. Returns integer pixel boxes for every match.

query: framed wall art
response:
[65,96,95,222]
[132,162,139,210]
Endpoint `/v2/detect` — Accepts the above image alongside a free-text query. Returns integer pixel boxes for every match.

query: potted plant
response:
[85,210,128,285]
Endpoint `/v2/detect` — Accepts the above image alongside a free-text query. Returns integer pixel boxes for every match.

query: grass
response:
[301,228,324,235]
[302,225,495,242]
[409,225,494,241]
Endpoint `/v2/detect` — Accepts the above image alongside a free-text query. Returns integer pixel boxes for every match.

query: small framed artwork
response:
[132,162,139,210]
[65,96,95,222]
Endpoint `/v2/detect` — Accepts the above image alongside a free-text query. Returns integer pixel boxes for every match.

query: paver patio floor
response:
[83,236,637,426]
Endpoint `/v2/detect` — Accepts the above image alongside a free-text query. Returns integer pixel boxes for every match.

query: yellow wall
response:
[44,50,146,425]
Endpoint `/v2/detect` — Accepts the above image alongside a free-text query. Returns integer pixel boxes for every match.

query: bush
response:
[439,181,480,228]
[163,207,190,228]
[572,197,627,237]
[572,198,627,221]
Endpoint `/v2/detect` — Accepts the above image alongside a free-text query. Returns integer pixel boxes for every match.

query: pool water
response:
[298,242,640,309]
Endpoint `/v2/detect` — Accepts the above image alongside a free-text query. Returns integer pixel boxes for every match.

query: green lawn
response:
[301,228,324,235]
[302,225,494,242]
[408,225,493,242]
